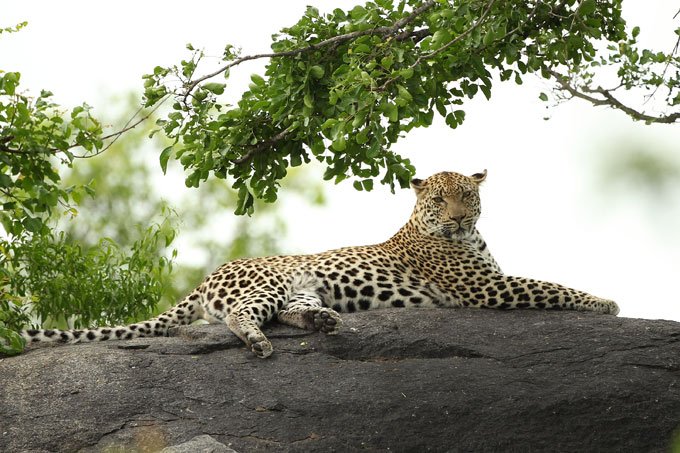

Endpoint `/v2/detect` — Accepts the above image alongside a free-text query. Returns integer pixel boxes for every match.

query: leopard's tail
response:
[20,292,204,345]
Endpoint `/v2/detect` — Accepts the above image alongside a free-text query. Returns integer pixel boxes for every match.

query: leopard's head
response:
[409,170,487,240]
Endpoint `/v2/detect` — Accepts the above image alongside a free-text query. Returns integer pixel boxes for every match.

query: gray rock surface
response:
[160,434,237,453]
[2,309,680,452]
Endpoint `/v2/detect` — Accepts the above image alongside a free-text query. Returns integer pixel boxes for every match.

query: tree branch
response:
[0,135,21,155]
[181,1,437,100]
[231,129,291,165]
[395,27,431,43]
[187,2,438,165]
[546,68,680,124]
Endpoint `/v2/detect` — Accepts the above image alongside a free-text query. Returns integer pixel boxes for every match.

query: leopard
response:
[21,170,619,358]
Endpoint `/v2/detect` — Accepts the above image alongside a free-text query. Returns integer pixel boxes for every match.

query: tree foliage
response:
[0,81,325,355]
[0,27,176,355]
[59,98,326,310]
[143,0,680,215]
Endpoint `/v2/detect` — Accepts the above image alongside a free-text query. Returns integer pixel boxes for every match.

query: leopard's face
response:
[410,170,487,240]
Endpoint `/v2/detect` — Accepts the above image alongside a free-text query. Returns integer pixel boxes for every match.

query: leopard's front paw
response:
[311,308,342,335]
[248,335,273,358]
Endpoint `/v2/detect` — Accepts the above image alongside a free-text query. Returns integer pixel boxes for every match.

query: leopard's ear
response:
[410,178,428,196]
[469,169,487,185]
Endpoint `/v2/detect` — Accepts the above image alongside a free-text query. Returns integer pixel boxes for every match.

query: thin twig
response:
[0,96,170,160]
[644,33,680,104]
[73,95,171,159]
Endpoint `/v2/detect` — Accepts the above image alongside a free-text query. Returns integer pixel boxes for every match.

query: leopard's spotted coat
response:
[22,170,619,357]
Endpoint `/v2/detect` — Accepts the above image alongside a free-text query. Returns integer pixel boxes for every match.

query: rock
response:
[161,434,237,453]
[1,309,680,452]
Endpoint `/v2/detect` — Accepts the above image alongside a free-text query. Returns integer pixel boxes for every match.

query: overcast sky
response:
[3,1,680,321]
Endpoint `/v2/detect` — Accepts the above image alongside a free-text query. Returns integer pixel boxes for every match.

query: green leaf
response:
[159,146,173,174]
[353,43,371,54]
[355,129,369,144]
[397,85,413,103]
[350,5,367,20]
[579,0,596,16]
[366,141,380,158]
[480,84,491,100]
[2,72,20,95]
[539,92,548,102]
[250,74,265,86]
[303,93,314,108]
[332,136,347,151]
[381,56,394,69]
[235,185,254,216]
[385,103,398,122]
[0,174,11,188]
[321,118,337,130]
[290,151,302,167]
[431,30,451,47]
[400,68,414,79]
[22,217,43,233]
[71,105,85,119]
[310,137,325,154]
[202,82,226,95]
[309,65,325,79]
[0,327,25,355]
[445,112,460,129]
[454,110,465,123]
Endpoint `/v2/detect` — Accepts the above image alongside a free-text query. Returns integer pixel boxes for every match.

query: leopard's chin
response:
[441,226,467,240]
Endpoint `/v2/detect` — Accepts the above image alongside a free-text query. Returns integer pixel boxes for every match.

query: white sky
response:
[3,1,679,321]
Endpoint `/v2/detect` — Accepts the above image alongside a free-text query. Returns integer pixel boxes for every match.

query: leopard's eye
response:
[461,190,472,199]
[433,196,445,204]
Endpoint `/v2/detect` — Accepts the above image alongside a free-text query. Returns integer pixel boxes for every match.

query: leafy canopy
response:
[143,0,679,215]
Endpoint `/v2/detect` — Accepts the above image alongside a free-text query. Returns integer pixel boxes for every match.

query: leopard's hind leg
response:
[277,293,342,335]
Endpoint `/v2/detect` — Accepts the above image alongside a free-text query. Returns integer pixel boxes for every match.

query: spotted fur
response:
[21,170,619,357]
